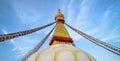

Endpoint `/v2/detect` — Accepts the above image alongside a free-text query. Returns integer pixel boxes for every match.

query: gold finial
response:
[55,9,65,22]
[55,9,64,17]
[58,9,61,13]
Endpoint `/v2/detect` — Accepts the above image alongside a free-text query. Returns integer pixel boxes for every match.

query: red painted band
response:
[49,35,73,45]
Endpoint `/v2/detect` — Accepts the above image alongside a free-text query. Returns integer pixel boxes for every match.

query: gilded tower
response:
[27,10,96,61]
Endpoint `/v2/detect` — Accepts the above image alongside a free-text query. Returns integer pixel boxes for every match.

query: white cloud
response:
[101,27,120,42]
[11,1,42,24]
[12,46,23,52]
[10,36,38,58]
[85,6,112,35]
[61,0,75,23]
[15,47,32,58]
[65,2,120,43]
[1,29,7,34]
[62,0,67,11]
[76,0,89,21]
[1,29,15,43]
[101,9,111,21]
[66,0,74,22]
[64,0,90,40]
[1,29,24,52]
[76,6,88,21]
[16,8,41,24]
[85,7,120,43]
[102,35,120,42]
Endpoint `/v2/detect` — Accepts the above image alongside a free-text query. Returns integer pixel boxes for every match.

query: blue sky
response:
[0,0,120,61]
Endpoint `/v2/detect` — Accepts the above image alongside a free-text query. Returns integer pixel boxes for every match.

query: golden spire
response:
[55,9,64,17]
[49,9,73,45]
[55,9,64,22]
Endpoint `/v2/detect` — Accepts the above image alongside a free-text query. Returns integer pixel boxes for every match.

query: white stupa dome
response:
[27,44,96,61]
